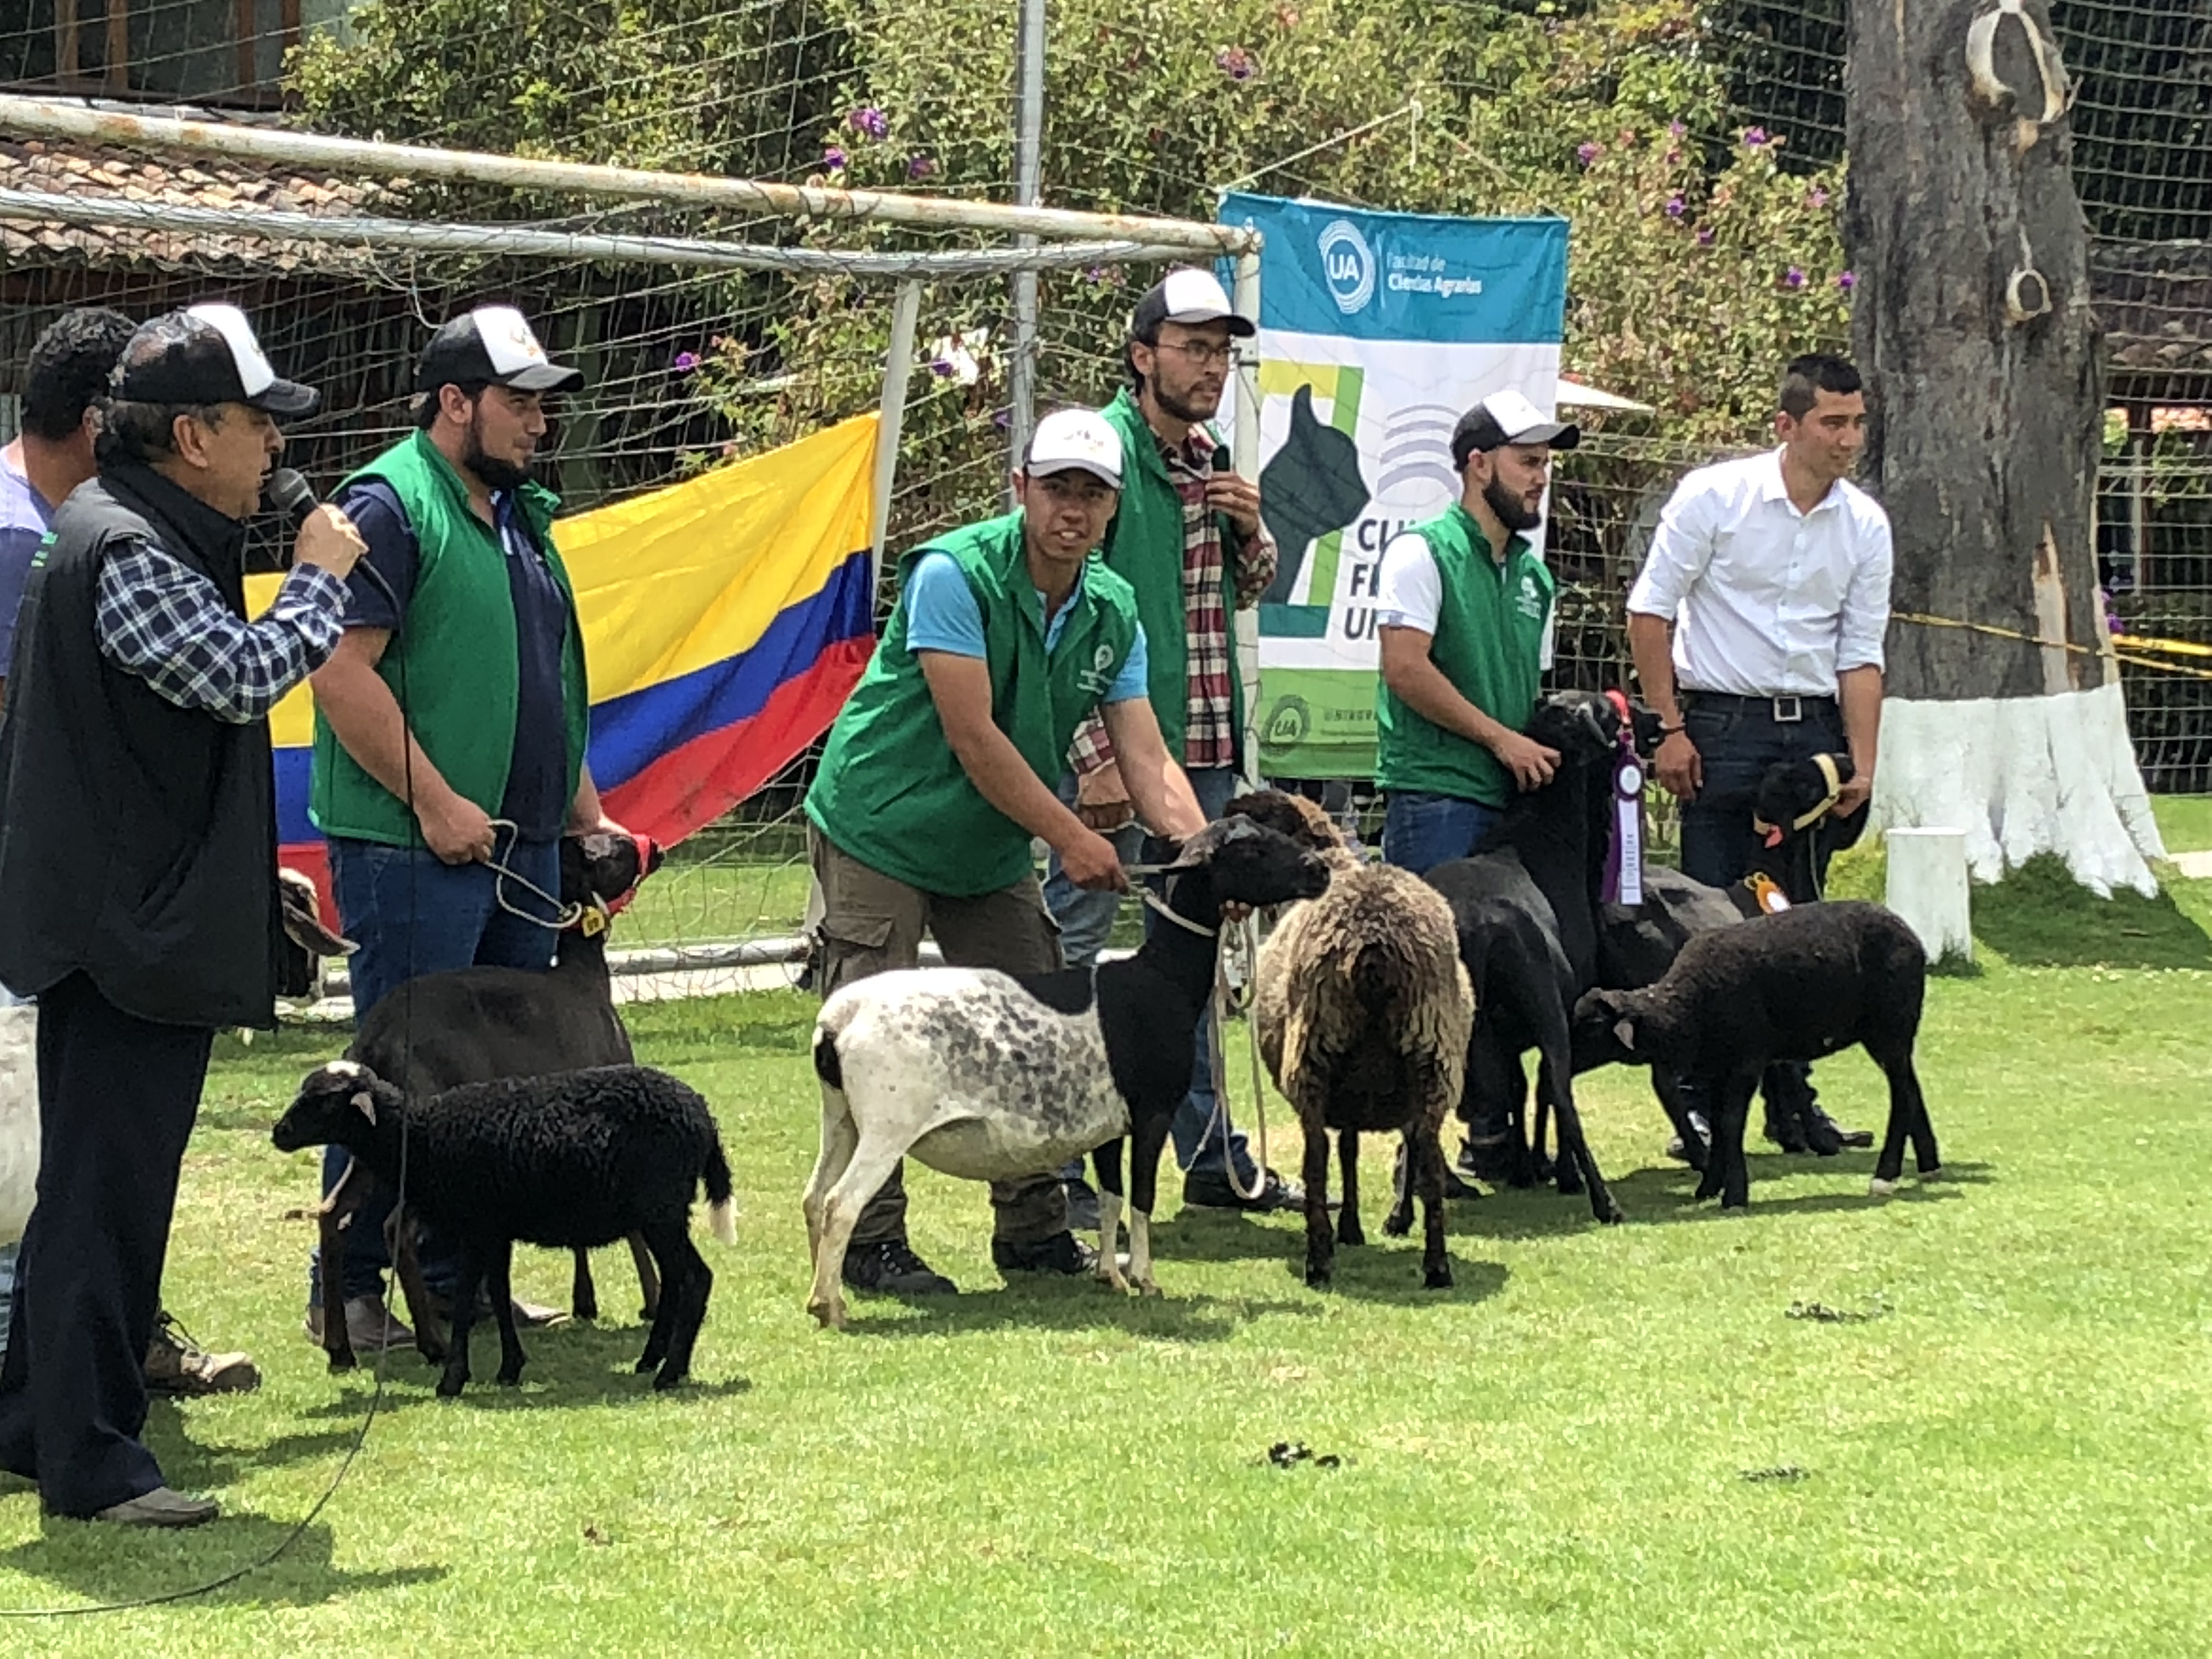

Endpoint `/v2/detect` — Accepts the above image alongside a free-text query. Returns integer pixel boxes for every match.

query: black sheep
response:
[275,1061,735,1396]
[1572,901,1941,1209]
[1599,753,1866,1163]
[1425,690,1633,1223]
[313,831,665,1374]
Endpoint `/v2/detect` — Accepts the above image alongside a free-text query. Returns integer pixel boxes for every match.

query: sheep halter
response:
[487,818,587,931]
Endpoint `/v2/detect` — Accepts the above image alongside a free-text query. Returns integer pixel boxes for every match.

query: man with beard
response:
[1374,389,1576,873]
[1043,267,1302,1220]
[302,306,603,1347]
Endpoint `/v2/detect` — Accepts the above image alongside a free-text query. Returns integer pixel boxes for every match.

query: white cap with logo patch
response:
[1023,408,1124,487]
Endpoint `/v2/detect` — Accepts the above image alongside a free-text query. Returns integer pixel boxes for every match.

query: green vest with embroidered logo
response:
[309,430,590,846]
[1375,505,1554,808]
[805,512,1141,898]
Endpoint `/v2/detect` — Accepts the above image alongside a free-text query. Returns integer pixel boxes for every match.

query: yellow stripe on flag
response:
[252,413,879,751]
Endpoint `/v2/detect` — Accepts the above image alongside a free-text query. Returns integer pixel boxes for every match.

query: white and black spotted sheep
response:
[802,816,1331,1329]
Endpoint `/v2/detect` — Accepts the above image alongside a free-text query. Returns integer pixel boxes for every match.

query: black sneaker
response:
[991,1232,1098,1276]
[1062,1179,1102,1234]
[1182,1166,1304,1212]
[842,1239,958,1296]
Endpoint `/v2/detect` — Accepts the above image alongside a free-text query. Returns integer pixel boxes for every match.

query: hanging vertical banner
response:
[1218,193,1569,778]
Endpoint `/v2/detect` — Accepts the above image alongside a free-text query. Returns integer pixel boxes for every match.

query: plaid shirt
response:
[95,540,349,724]
[1070,426,1277,775]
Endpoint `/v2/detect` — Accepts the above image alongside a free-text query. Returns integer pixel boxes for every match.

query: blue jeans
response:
[1381,791,1503,876]
[0,1244,14,1361]
[1043,765,1256,1182]
[308,833,562,1305]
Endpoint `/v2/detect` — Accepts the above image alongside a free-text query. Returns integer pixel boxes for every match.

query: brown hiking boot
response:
[145,1312,261,1396]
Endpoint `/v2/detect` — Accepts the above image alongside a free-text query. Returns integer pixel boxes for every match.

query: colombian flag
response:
[254,414,881,911]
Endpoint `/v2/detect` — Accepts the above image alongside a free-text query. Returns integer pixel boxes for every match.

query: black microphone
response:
[266,466,318,530]
[267,466,400,612]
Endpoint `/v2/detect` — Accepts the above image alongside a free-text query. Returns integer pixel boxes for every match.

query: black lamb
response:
[1599,753,1866,1164]
[275,1060,736,1396]
[314,830,665,1374]
[1572,901,1940,1209]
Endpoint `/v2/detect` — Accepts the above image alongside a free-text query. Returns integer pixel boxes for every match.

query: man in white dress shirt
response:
[1626,353,1891,1155]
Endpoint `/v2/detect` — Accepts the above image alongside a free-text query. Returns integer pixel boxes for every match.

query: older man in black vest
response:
[0,305,363,1526]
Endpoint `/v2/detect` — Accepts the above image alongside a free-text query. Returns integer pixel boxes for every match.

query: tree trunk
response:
[1847,0,2165,895]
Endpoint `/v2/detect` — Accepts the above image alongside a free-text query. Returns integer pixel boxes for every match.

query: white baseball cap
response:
[1451,387,1581,467]
[1132,267,1256,340]
[1023,408,1124,487]
[416,304,584,394]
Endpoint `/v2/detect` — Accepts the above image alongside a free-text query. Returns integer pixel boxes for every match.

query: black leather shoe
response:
[1396,1141,1484,1201]
[991,1232,1098,1276]
[1454,1133,1520,1187]
[842,1239,958,1295]
[1182,1166,1304,1212]
[1764,1103,1870,1156]
[1664,1111,1713,1163]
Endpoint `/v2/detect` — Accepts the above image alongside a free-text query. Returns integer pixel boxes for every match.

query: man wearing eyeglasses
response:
[1043,269,1302,1218]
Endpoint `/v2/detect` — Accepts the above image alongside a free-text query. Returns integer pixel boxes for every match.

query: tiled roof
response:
[0,136,399,274]
[2091,240,2212,390]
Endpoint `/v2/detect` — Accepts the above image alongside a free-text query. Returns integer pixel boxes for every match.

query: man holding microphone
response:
[0,304,363,1527]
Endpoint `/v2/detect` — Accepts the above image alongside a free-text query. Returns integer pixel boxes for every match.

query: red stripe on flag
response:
[281,634,874,932]
[601,633,873,845]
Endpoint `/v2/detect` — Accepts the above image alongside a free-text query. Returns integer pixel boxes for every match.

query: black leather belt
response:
[1681,690,1837,724]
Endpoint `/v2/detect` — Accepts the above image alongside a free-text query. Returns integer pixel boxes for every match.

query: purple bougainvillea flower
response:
[1664,194,1686,218]
[1215,46,1259,81]
[1576,140,1602,166]
[1810,186,1832,210]
[1084,266,1107,284]
[1744,126,1769,148]
[848,106,889,141]
[672,351,700,373]
[906,154,938,180]
[1784,267,1807,289]
[1837,270,1858,291]
[1668,120,1687,138]
[822,144,848,171]
[1696,227,1717,246]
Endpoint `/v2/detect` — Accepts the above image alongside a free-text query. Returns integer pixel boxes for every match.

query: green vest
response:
[309,431,591,845]
[1375,505,1554,808]
[805,513,1141,898]
[1096,387,1246,768]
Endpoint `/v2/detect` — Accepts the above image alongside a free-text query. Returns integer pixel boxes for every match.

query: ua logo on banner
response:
[1318,219,1376,314]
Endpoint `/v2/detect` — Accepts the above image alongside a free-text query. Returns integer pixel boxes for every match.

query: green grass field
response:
[4,869,2210,1655]
[2151,793,2212,854]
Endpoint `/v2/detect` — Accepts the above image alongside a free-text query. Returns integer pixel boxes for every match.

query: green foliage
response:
[289,0,1854,524]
